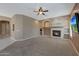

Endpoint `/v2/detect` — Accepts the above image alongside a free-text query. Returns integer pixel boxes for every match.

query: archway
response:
[0,21,10,38]
[44,21,50,27]
[43,21,51,36]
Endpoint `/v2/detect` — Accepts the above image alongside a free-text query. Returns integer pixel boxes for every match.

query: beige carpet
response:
[0,36,77,56]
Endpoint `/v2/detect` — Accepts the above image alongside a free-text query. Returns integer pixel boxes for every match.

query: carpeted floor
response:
[0,36,77,56]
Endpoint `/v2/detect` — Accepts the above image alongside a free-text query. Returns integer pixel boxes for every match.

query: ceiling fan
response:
[34,7,48,15]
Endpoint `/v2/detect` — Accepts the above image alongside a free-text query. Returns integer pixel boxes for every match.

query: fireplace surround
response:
[51,27,64,38]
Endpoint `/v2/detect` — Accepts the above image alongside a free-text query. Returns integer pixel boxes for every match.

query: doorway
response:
[0,21,10,38]
[44,21,51,36]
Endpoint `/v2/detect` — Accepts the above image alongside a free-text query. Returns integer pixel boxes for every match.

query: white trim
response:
[0,36,39,51]
[51,28,64,38]
[0,38,15,51]
[69,39,79,56]
[10,37,17,41]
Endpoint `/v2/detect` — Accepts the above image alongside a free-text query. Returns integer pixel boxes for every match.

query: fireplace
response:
[52,30,61,37]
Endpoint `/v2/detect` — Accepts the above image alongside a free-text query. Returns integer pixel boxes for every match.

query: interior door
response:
[0,21,10,38]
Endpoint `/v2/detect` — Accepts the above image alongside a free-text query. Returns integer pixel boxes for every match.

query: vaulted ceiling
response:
[0,3,75,20]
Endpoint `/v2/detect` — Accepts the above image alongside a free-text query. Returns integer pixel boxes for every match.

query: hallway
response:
[0,37,77,56]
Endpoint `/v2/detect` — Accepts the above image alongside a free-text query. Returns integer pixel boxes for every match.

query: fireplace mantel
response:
[51,26,64,28]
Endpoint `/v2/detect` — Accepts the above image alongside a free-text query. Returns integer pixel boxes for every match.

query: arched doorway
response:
[0,21,10,38]
[44,21,50,27]
[43,21,51,36]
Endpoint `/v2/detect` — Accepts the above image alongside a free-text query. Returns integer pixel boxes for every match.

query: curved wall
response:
[0,16,12,38]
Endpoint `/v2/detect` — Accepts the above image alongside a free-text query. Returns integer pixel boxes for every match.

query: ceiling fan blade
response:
[43,10,48,12]
[34,10,39,12]
[34,7,48,15]
[42,13,45,15]
[39,7,43,12]
[40,7,42,10]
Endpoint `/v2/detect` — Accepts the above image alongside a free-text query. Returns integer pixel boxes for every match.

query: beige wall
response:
[12,14,40,40]
[12,15,24,40]
[0,16,11,21]
[0,15,40,50]
[0,14,40,40]
[0,16,15,51]
[74,4,79,11]
[23,15,40,39]
[0,16,12,37]
[40,15,70,38]
[51,15,70,38]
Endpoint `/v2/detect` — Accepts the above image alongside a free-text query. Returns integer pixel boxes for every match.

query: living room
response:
[0,3,79,56]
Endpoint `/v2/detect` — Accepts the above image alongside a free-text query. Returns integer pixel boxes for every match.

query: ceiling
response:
[0,3,75,20]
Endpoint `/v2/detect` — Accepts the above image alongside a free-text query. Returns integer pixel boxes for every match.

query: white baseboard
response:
[0,36,39,51]
[0,38,15,51]
[15,36,39,41]
[69,39,79,56]
[10,37,17,41]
